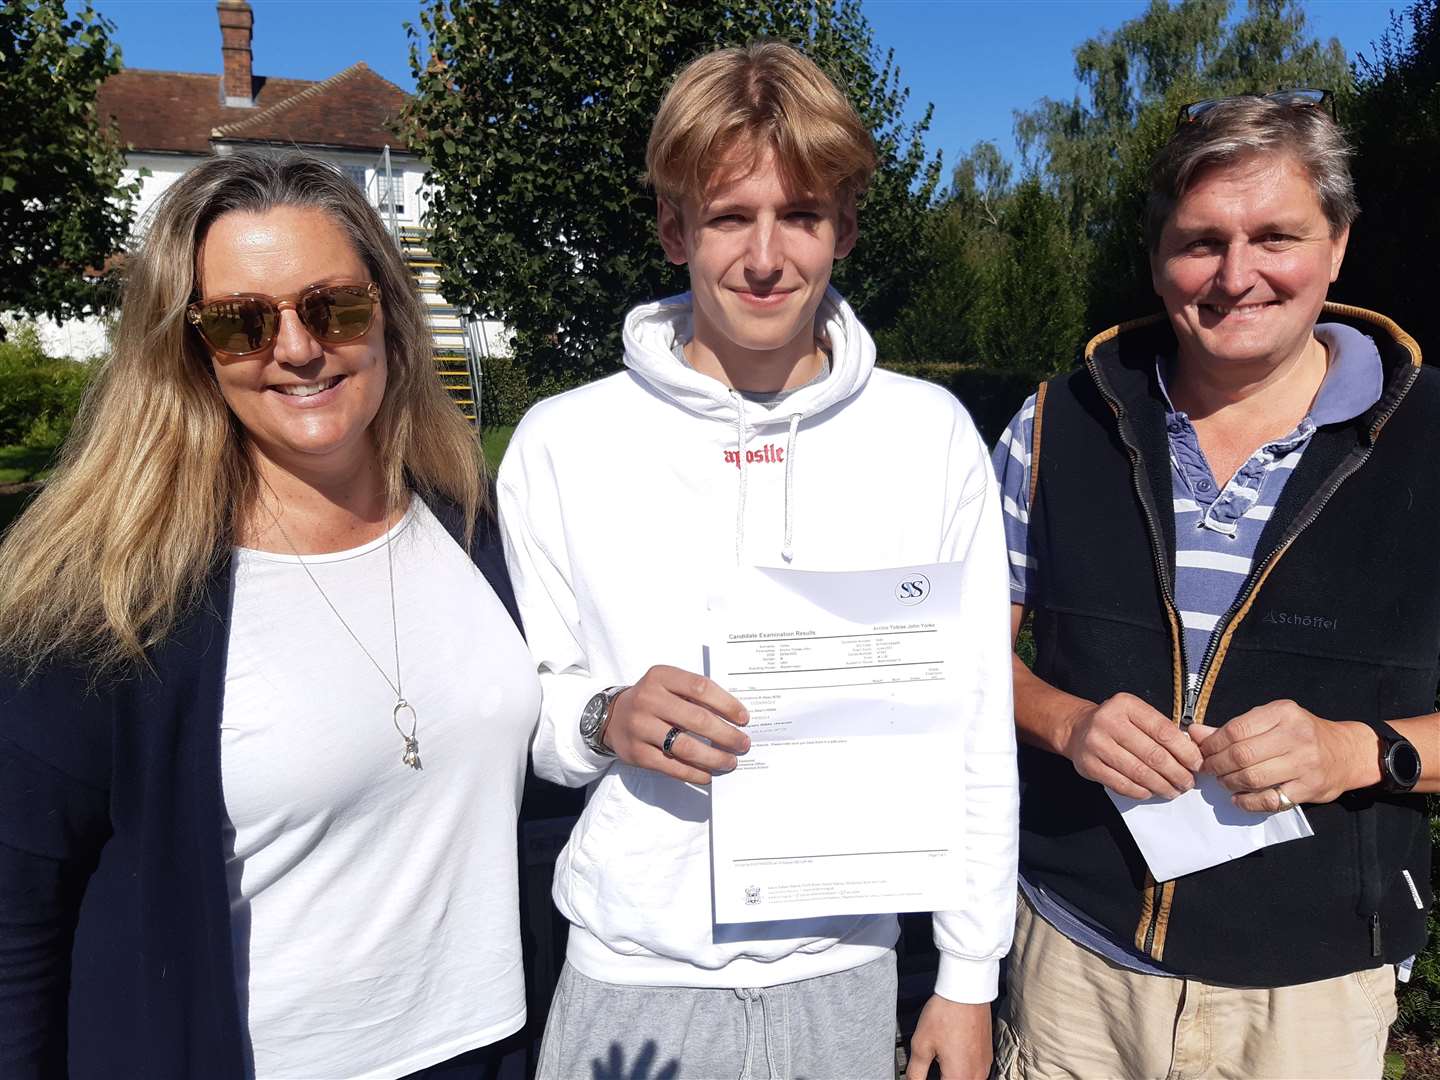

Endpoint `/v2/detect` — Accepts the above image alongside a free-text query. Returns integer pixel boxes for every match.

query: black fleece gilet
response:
[1021,304,1436,988]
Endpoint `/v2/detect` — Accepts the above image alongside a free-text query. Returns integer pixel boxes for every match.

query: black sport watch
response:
[1363,719,1422,793]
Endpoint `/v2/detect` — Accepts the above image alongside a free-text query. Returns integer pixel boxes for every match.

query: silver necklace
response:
[264,500,422,771]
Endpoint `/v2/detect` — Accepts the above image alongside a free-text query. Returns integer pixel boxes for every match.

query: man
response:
[498,42,1015,1080]
[992,92,1437,1077]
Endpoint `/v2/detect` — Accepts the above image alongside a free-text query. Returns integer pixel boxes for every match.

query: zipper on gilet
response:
[1084,356,1419,958]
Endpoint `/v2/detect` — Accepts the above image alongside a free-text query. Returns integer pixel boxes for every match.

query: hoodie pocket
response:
[563,770,635,883]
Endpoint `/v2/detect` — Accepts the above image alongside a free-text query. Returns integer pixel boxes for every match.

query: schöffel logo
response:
[1261,610,1338,631]
[895,574,930,606]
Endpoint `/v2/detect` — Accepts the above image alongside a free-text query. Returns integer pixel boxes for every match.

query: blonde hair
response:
[645,41,876,206]
[0,152,483,675]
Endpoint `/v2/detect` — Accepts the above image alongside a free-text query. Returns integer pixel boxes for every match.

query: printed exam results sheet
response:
[707,563,967,924]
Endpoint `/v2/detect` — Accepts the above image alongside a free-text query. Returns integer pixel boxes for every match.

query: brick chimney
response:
[218,0,254,108]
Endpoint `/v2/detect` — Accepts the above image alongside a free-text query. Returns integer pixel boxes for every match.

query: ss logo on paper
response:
[895,574,930,605]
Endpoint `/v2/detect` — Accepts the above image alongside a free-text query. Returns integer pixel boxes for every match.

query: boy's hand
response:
[605,666,750,784]
[906,996,992,1080]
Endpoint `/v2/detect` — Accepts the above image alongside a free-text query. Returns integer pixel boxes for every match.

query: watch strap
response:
[1358,718,1421,792]
[582,684,628,758]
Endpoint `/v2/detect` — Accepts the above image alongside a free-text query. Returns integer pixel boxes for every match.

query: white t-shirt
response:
[221,499,538,1079]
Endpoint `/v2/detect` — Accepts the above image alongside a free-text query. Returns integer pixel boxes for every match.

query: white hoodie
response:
[497,289,1017,1002]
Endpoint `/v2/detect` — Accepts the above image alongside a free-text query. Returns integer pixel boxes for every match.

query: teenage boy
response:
[498,42,1016,1080]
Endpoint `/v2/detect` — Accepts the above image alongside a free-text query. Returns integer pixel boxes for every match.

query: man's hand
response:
[603,665,749,784]
[906,996,991,1080]
[1062,692,1202,800]
[1190,701,1379,811]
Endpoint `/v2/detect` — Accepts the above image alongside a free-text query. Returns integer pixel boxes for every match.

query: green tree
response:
[404,0,938,400]
[974,177,1087,379]
[0,1,140,338]
[806,0,942,332]
[1015,0,1349,329]
[880,141,1084,382]
[874,202,984,365]
[1337,0,1440,362]
[1346,7,1440,1044]
[874,141,1006,366]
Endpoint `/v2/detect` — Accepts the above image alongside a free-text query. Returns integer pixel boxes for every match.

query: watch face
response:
[580,692,607,736]
[1388,740,1423,788]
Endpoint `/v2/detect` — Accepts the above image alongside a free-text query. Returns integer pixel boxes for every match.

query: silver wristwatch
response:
[579,685,628,757]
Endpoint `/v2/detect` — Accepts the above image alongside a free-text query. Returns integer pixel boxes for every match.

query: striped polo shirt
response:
[991,322,1383,973]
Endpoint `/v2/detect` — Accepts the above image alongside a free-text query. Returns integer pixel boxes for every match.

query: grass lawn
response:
[0,443,59,486]
[481,425,515,468]
[1,430,517,485]
[0,443,57,533]
[0,431,518,535]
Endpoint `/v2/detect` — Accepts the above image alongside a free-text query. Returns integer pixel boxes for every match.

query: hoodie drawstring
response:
[734,987,780,1079]
[731,392,750,565]
[731,397,804,565]
[781,412,800,562]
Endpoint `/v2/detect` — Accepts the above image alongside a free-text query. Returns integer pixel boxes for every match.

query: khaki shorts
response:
[996,891,1397,1079]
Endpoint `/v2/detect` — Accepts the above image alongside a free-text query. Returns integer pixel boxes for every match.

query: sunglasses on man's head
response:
[1175,88,1334,128]
[187,281,381,356]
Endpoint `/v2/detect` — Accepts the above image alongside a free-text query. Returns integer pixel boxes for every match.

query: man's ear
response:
[657,198,689,266]
[1328,223,1350,283]
[833,194,858,260]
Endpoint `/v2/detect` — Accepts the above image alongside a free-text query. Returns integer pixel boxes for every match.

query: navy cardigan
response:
[0,500,520,1079]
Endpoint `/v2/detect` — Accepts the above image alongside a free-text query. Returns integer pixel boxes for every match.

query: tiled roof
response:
[97,63,411,155]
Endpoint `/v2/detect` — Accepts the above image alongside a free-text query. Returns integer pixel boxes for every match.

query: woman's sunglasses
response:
[187,281,381,356]
[1176,88,1333,127]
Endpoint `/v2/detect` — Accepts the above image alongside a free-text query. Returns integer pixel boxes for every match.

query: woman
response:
[0,153,538,1079]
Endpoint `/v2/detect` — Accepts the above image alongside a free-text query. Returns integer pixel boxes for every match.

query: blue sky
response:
[88,0,1402,178]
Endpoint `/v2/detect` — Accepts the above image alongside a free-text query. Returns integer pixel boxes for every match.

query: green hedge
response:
[0,324,93,447]
[478,350,533,429]
[1399,809,1440,1045]
[880,361,1036,446]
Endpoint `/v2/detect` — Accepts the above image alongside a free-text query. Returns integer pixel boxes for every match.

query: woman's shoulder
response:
[418,488,500,555]
[415,491,521,633]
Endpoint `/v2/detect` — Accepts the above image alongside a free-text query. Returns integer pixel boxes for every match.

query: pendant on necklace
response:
[393,699,422,771]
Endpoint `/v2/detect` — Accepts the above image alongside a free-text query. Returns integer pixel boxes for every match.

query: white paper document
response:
[707,563,968,924]
[1109,772,1314,882]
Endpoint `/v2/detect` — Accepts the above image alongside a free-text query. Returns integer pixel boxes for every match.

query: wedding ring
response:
[662,725,683,757]
[1273,784,1296,811]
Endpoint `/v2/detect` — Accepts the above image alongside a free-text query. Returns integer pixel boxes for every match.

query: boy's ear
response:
[834,194,858,260]
[657,198,689,266]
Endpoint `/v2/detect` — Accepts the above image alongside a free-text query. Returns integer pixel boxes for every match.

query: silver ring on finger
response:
[1273,784,1296,812]
[662,725,684,757]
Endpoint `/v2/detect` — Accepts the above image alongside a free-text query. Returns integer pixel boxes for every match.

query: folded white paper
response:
[1108,772,1314,882]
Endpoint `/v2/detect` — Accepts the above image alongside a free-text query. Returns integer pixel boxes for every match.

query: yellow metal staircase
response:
[398,225,479,423]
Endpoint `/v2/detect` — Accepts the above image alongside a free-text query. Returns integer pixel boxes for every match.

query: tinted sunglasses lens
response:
[198,298,277,353]
[300,286,376,342]
[1272,88,1333,117]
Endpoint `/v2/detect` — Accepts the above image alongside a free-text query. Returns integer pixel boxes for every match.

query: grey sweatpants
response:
[535,950,898,1080]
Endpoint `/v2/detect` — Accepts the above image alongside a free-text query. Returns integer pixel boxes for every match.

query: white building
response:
[37,0,498,418]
